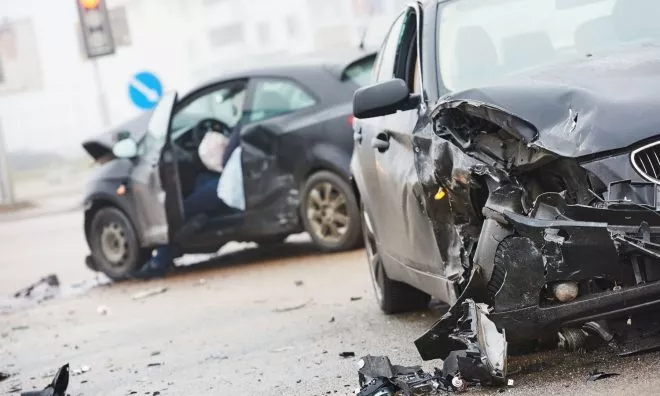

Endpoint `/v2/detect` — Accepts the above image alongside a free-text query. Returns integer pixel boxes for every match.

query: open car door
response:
[240,122,299,224]
[130,92,185,246]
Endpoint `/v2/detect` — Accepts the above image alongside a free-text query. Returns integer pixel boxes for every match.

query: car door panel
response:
[130,92,184,247]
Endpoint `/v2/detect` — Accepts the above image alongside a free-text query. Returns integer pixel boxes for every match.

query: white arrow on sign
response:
[130,76,160,103]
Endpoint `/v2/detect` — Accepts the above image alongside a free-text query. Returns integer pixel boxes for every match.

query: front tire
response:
[300,171,362,252]
[89,207,149,281]
[362,204,430,314]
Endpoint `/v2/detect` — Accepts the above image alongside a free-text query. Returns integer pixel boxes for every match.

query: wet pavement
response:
[3,210,660,395]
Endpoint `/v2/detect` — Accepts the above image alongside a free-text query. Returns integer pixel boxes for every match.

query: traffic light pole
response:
[0,118,15,205]
[92,58,111,127]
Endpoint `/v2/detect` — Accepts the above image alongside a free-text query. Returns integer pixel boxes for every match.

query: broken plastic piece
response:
[435,187,446,200]
[587,370,619,382]
[21,364,68,396]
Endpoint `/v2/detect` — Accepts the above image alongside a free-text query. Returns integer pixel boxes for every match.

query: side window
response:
[171,82,248,132]
[247,79,317,123]
[374,13,406,83]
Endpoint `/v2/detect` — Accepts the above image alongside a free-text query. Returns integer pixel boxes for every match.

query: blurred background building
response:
[0,0,410,159]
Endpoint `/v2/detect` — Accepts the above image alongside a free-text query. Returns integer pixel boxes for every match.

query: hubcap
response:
[306,182,349,244]
[363,208,383,302]
[100,222,129,266]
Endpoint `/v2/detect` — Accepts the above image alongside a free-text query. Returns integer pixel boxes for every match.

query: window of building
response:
[257,22,271,46]
[285,15,301,37]
[208,23,245,48]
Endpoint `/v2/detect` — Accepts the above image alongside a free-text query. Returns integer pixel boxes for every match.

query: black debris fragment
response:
[150,351,161,357]
[13,275,60,301]
[357,299,508,395]
[147,363,162,367]
[339,352,356,358]
[329,317,335,323]
[587,370,620,382]
[350,297,362,301]
[20,364,68,396]
[0,371,9,382]
[294,280,304,287]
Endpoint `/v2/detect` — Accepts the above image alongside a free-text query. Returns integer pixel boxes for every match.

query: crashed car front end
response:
[412,84,660,361]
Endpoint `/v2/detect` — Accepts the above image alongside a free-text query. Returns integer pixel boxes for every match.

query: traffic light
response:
[76,0,115,58]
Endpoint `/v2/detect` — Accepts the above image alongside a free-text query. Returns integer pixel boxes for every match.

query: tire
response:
[300,171,362,252]
[362,203,430,314]
[89,206,149,281]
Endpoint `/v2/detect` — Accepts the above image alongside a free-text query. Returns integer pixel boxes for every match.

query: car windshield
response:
[437,0,660,92]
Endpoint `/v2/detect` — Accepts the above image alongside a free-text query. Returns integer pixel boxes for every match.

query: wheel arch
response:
[84,194,143,247]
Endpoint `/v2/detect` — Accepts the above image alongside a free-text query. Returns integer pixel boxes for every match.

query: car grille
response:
[632,142,660,183]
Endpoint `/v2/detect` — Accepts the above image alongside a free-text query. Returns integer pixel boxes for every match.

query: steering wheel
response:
[191,118,233,146]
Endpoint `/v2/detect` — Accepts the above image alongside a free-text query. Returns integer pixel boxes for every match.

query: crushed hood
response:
[81,111,153,161]
[436,44,660,158]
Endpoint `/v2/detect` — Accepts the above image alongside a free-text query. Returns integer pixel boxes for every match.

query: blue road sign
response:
[128,71,163,110]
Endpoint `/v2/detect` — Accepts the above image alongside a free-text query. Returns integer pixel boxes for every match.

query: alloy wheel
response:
[306,182,350,245]
[362,207,384,302]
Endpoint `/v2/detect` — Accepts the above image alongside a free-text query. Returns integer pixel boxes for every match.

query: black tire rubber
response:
[300,171,362,252]
[89,206,149,281]
[374,258,431,314]
[361,203,430,314]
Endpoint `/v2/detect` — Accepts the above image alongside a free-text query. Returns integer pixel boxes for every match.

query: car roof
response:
[185,49,377,97]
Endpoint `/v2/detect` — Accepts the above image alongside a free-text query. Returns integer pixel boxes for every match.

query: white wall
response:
[0,0,406,157]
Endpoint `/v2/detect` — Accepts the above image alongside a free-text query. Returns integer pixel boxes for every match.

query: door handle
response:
[353,127,363,144]
[371,133,390,152]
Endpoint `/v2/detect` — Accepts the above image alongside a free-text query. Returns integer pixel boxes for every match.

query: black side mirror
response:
[353,78,420,119]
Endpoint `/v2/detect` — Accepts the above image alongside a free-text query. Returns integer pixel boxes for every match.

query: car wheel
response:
[89,207,149,281]
[362,204,430,314]
[300,171,362,252]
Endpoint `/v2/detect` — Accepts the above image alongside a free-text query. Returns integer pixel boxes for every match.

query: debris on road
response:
[96,305,109,315]
[150,351,161,356]
[0,371,9,382]
[294,280,304,286]
[21,363,68,396]
[271,346,295,353]
[339,352,355,358]
[132,287,168,301]
[71,365,90,376]
[587,370,620,382]
[350,297,362,301]
[13,275,60,303]
[11,325,29,331]
[147,362,163,367]
[329,316,335,323]
[273,300,310,313]
[357,299,508,394]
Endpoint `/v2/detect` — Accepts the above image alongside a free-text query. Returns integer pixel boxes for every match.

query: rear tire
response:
[89,207,149,281]
[300,171,362,252]
[362,204,430,314]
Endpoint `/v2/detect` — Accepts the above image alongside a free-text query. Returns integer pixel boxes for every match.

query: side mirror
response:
[112,138,138,159]
[353,78,420,119]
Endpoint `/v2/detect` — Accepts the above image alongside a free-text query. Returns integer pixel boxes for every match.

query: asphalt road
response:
[2,210,660,395]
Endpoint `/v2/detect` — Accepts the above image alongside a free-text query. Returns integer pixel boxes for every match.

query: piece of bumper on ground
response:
[357,300,507,395]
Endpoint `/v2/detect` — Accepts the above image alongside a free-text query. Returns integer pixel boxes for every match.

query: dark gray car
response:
[82,51,375,280]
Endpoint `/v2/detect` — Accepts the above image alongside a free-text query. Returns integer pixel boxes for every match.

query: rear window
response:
[342,55,376,86]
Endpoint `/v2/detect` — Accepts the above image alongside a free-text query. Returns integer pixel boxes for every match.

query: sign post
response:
[0,119,15,205]
[76,0,115,126]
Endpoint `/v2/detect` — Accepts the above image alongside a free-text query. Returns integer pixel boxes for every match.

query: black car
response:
[82,51,375,280]
[351,0,660,362]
